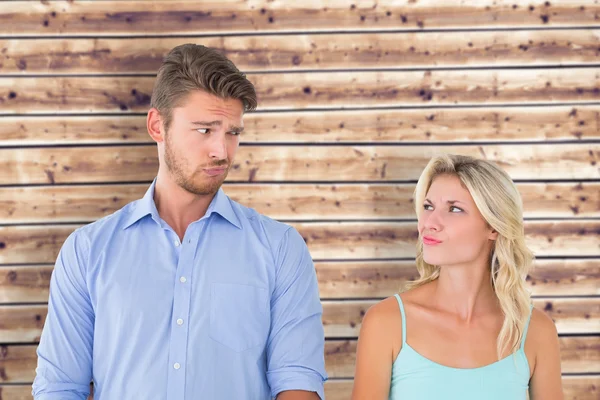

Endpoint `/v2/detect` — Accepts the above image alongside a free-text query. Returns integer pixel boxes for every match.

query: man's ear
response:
[147,108,165,143]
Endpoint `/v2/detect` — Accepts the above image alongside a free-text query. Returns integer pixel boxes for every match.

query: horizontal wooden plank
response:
[0,266,50,303]
[0,344,36,384]
[0,1,598,37]
[1,106,598,145]
[1,143,598,185]
[1,259,598,305]
[0,182,598,224]
[1,298,597,344]
[316,259,600,298]
[2,29,600,74]
[0,336,598,384]
[321,298,600,338]
[1,69,599,114]
[0,220,598,264]
[324,375,600,400]
[325,336,600,377]
[2,375,599,400]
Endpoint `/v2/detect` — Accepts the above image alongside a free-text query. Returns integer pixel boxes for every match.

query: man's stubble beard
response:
[163,132,230,196]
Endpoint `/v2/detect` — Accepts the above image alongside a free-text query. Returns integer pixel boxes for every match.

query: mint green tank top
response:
[389,294,533,400]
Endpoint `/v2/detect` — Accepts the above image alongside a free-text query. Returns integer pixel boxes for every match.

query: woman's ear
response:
[489,229,499,241]
[147,108,165,143]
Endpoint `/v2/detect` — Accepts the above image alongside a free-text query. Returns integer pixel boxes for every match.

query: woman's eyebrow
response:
[424,198,467,205]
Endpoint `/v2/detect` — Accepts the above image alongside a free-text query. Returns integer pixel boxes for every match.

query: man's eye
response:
[196,128,210,134]
[229,131,241,136]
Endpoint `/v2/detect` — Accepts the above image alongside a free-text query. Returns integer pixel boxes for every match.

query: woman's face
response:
[417,174,498,268]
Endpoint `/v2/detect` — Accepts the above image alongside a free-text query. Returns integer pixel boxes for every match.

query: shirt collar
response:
[123,179,242,230]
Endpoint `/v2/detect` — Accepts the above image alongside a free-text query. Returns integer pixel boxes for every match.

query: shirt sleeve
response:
[266,227,328,399]
[32,229,94,400]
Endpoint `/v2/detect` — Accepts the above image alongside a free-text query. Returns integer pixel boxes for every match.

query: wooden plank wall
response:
[0,1,599,399]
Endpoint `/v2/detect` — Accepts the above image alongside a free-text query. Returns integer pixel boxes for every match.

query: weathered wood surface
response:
[0,298,597,343]
[0,336,597,384]
[0,220,598,264]
[1,69,599,114]
[0,182,598,224]
[315,259,600,298]
[2,376,599,400]
[320,298,600,338]
[2,29,600,74]
[1,259,597,306]
[1,106,598,145]
[1,144,598,185]
[0,1,598,37]
[1,258,598,305]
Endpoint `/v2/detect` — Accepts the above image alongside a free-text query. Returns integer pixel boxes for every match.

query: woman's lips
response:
[422,236,442,245]
[203,167,227,177]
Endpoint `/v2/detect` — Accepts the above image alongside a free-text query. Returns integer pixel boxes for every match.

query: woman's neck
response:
[430,261,499,323]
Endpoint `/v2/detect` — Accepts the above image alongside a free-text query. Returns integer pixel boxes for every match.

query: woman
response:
[351,154,563,400]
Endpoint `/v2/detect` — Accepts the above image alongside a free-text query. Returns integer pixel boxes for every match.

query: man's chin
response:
[187,178,226,196]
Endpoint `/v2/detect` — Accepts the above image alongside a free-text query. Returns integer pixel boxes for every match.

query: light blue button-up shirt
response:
[33,180,327,399]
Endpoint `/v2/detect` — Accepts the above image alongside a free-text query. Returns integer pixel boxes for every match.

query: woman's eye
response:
[423,204,433,211]
[450,206,463,213]
[196,128,210,134]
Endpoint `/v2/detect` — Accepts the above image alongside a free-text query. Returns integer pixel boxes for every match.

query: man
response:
[33,44,327,400]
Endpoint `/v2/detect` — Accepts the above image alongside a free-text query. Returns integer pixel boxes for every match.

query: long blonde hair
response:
[405,154,534,359]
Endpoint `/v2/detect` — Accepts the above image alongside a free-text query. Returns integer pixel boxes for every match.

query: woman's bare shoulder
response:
[527,307,559,344]
[362,295,403,328]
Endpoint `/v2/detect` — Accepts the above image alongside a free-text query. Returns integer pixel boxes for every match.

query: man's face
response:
[162,90,244,196]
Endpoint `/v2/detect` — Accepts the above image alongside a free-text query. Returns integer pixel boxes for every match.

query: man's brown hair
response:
[151,43,257,132]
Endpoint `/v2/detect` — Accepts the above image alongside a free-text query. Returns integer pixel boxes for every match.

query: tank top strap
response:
[520,303,535,351]
[393,294,407,345]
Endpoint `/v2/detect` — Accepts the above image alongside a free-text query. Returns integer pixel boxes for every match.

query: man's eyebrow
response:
[191,121,244,132]
[191,121,222,126]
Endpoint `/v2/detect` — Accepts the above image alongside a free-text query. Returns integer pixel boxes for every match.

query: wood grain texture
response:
[0,336,597,383]
[2,29,599,74]
[0,182,598,224]
[320,298,600,338]
[0,220,598,264]
[1,106,598,145]
[0,259,598,305]
[0,1,598,36]
[315,259,600,298]
[1,68,599,114]
[1,143,598,185]
[0,266,51,303]
[0,298,597,343]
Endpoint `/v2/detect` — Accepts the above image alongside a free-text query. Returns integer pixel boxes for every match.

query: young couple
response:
[33,44,563,400]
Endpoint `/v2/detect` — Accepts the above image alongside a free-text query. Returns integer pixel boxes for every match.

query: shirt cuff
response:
[268,370,326,400]
[33,393,87,400]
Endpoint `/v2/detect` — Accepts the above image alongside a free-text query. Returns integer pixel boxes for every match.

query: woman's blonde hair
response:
[405,154,534,359]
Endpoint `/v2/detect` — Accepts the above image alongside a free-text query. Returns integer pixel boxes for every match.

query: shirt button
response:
[180,276,187,283]
[173,363,181,370]
[174,240,180,247]
[176,318,184,326]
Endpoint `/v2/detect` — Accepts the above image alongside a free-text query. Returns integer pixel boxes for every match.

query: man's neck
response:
[153,173,216,241]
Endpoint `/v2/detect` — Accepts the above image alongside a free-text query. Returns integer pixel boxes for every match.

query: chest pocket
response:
[209,282,269,352]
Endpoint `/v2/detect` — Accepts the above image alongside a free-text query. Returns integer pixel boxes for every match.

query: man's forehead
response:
[175,99,244,125]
